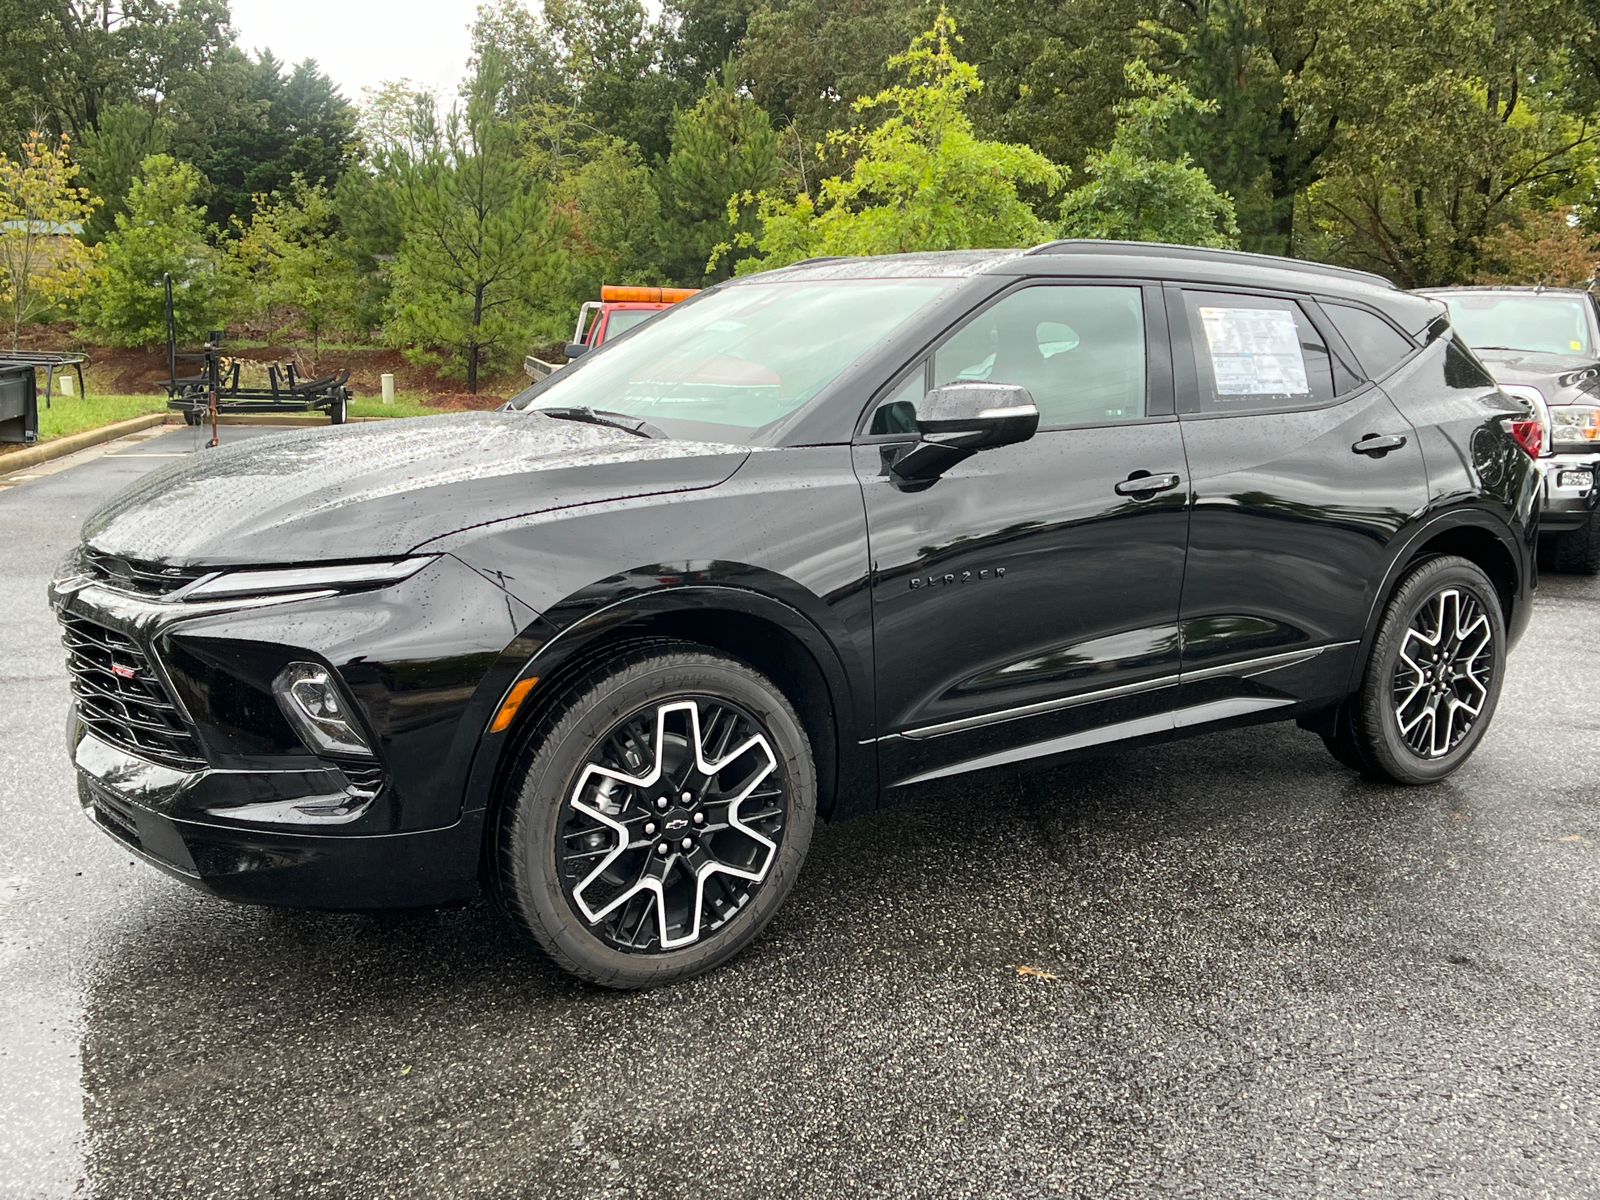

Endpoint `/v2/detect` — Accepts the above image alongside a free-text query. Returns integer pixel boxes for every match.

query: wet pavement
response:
[3,423,1599,1199]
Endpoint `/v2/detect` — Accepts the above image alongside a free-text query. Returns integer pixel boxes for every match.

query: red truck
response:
[526,285,700,380]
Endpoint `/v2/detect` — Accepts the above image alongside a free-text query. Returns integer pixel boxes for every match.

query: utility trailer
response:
[162,275,351,426]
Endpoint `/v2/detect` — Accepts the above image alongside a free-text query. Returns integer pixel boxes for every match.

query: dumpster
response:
[0,363,38,444]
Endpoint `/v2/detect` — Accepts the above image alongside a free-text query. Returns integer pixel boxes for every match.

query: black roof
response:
[744,241,1441,335]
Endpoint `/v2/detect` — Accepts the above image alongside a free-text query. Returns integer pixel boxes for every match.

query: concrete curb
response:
[0,412,171,477]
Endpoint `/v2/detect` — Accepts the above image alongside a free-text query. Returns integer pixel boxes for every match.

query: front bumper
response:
[76,730,484,908]
[1539,452,1600,532]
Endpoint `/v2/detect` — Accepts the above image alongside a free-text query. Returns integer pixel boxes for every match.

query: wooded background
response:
[2,0,1598,390]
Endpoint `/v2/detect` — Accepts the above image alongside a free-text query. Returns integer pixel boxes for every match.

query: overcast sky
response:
[230,0,484,105]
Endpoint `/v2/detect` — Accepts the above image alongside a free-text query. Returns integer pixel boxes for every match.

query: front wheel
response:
[494,643,816,988]
[1324,555,1506,784]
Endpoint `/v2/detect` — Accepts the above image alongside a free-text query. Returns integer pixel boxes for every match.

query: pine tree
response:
[386,52,567,392]
[655,69,781,283]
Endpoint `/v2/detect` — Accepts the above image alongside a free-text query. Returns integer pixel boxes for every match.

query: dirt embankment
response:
[12,324,556,409]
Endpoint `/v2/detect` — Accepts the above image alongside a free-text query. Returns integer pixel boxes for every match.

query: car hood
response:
[1474,348,1600,389]
[82,411,750,567]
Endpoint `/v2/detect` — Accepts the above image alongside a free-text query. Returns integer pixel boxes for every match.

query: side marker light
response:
[491,677,539,733]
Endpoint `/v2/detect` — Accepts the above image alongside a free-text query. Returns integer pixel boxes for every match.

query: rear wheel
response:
[494,643,816,989]
[1550,513,1600,574]
[1322,555,1505,784]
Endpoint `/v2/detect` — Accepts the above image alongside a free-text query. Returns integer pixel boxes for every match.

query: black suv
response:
[52,243,1538,988]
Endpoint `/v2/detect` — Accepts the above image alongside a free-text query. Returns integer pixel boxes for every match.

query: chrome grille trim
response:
[61,613,206,771]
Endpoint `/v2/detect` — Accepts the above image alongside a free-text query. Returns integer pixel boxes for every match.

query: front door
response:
[858,281,1192,790]
[1168,285,1430,711]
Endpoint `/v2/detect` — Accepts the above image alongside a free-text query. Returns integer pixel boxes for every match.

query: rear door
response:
[1168,285,1429,712]
[858,280,1192,789]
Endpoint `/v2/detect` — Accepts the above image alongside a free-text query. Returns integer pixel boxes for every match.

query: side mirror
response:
[890,382,1039,482]
[563,342,589,360]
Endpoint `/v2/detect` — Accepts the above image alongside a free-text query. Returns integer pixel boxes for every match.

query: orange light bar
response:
[490,677,539,733]
[599,285,700,304]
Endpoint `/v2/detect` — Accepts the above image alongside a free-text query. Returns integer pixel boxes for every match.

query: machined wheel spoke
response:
[557,695,788,954]
[1391,587,1495,760]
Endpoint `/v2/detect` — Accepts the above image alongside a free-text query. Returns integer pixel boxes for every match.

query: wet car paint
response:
[50,249,1539,915]
[5,425,1600,1197]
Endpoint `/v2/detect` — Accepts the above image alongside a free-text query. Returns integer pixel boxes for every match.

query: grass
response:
[33,394,168,442]
[349,397,437,418]
[4,391,482,453]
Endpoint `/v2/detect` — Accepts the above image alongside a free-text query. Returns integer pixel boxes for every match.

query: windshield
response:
[1439,293,1595,357]
[518,279,954,440]
[601,308,656,339]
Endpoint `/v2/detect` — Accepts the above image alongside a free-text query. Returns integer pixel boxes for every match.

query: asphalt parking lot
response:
[3,424,1599,1200]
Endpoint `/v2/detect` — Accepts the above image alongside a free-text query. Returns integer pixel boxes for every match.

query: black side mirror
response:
[563,342,589,360]
[890,382,1039,482]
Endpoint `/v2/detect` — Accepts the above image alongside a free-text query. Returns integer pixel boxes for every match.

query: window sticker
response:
[1198,307,1310,396]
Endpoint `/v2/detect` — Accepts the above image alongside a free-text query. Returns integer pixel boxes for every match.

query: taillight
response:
[1504,417,1542,458]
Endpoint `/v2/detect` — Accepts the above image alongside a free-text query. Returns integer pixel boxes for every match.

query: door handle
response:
[1352,433,1407,457]
[1114,472,1182,498]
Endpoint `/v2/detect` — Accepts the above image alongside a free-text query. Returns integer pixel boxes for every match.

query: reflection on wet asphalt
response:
[3,426,1599,1198]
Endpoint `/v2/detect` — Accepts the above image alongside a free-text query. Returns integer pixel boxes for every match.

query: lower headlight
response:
[1556,468,1595,491]
[1549,404,1600,450]
[271,662,374,757]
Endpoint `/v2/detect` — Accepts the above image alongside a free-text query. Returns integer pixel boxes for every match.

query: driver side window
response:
[932,285,1148,428]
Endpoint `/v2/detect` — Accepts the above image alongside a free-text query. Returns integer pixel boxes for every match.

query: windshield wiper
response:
[534,406,668,440]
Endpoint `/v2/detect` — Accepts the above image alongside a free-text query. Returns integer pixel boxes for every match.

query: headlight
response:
[272,662,374,757]
[1548,404,1600,451]
[178,558,435,602]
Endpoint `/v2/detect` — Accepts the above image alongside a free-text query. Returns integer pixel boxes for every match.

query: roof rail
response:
[1024,239,1396,290]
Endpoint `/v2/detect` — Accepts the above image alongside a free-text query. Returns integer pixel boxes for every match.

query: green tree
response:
[1306,31,1600,286]
[194,51,358,227]
[80,153,235,346]
[1057,62,1238,248]
[740,0,924,163]
[0,131,99,347]
[735,12,1061,273]
[232,177,357,363]
[386,53,567,392]
[656,70,781,283]
[74,100,169,244]
[558,139,666,304]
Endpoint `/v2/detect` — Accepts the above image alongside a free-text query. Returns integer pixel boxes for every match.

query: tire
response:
[1324,555,1506,784]
[1550,513,1600,575]
[327,394,348,425]
[182,408,202,426]
[494,642,816,989]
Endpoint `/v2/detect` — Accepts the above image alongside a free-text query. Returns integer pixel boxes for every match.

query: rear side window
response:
[933,285,1147,428]
[1182,291,1335,414]
[1323,303,1415,379]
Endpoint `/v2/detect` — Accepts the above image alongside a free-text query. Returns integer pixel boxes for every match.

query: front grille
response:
[339,762,385,798]
[62,613,207,771]
[83,548,204,598]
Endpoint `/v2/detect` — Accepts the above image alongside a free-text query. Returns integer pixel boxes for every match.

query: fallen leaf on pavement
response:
[1015,965,1058,981]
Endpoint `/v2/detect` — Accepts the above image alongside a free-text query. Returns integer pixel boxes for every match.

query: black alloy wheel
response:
[495,642,815,988]
[1322,555,1506,784]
